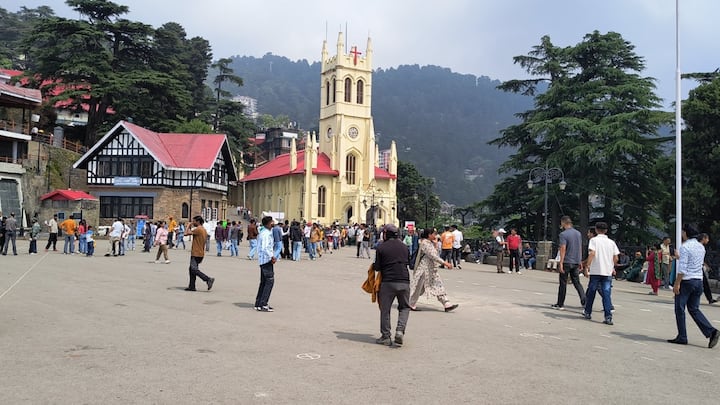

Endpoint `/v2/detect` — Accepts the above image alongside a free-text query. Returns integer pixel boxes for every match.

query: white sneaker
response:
[164,260,171,264]
[154,260,159,264]
[517,271,522,274]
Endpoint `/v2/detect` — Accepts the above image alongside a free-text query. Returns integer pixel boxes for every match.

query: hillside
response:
[221,53,534,205]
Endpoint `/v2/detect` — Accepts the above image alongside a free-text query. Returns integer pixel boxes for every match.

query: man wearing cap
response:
[495,228,507,273]
[374,224,411,347]
[668,224,719,348]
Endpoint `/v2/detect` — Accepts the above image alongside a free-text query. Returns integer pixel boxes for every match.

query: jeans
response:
[119,238,126,255]
[523,257,536,269]
[584,275,613,320]
[333,236,339,250]
[248,239,258,259]
[78,235,87,254]
[273,241,283,260]
[254,261,275,307]
[176,235,185,249]
[229,239,238,256]
[63,234,75,254]
[452,247,461,267]
[86,241,94,256]
[188,256,210,289]
[2,230,17,255]
[308,241,317,259]
[674,278,716,342]
[556,263,586,307]
[378,281,411,338]
[508,249,521,272]
[292,241,302,261]
[29,238,37,254]
[216,239,224,256]
[126,235,135,250]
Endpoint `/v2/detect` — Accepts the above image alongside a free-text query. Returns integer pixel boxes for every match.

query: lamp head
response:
[559,180,567,190]
[527,180,534,189]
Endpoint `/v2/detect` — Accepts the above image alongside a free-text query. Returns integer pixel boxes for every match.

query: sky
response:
[6,0,720,108]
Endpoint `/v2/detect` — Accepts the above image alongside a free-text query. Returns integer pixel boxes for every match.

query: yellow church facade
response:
[241,33,398,226]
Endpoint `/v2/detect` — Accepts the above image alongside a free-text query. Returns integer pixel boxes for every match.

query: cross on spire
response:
[350,46,362,65]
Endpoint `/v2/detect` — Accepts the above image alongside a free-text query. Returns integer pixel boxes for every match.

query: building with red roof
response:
[73,121,237,224]
[241,33,398,226]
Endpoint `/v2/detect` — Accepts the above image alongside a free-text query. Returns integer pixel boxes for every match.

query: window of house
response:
[356,80,364,104]
[318,186,326,217]
[344,78,352,102]
[332,79,336,102]
[345,154,356,185]
[100,196,153,218]
[182,202,189,219]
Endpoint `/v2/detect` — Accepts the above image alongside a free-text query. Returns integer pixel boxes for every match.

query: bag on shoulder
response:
[492,239,503,253]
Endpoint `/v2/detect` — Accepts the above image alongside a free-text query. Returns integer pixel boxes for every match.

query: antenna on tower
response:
[325,21,328,41]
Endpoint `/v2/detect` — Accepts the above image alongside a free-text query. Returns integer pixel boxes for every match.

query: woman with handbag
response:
[408,227,459,312]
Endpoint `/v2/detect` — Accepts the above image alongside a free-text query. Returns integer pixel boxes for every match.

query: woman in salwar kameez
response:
[409,228,459,312]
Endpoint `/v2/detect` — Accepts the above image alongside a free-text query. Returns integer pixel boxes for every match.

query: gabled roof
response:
[40,189,98,201]
[0,82,42,108]
[73,120,238,181]
[242,150,339,182]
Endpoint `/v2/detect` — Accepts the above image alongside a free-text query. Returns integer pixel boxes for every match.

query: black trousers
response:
[45,232,58,250]
[188,256,210,289]
[556,263,586,307]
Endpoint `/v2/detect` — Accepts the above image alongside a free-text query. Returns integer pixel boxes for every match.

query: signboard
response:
[405,221,415,231]
[114,177,142,187]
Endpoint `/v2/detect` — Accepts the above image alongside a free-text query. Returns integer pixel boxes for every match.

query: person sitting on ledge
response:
[619,251,645,282]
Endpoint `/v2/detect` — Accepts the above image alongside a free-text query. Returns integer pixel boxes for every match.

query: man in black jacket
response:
[374,224,410,347]
[290,221,303,261]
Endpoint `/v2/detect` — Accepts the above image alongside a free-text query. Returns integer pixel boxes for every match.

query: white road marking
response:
[641,328,656,332]
[457,281,465,283]
[593,346,608,350]
[639,309,651,312]
[632,341,647,346]
[0,255,47,302]
[512,289,521,292]
[641,357,655,361]
[600,334,612,338]
[548,336,562,340]
[696,369,713,375]
[671,349,683,353]
[534,292,544,295]
[472,283,481,286]
[565,327,577,331]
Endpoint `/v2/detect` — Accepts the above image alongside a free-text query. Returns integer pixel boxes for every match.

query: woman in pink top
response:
[154,221,170,263]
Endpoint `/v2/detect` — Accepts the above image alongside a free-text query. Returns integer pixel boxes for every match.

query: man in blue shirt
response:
[668,224,719,348]
[552,216,586,310]
[254,216,277,312]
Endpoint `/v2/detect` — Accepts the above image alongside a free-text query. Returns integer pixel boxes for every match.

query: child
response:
[86,225,95,257]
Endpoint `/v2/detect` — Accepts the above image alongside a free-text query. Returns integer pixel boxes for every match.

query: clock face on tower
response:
[326,127,333,139]
[348,127,359,139]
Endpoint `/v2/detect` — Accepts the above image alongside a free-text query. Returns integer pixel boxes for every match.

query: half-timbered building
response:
[73,121,237,225]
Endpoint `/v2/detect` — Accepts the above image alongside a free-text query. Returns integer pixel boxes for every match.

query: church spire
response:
[365,37,373,67]
[336,31,345,59]
[290,137,297,172]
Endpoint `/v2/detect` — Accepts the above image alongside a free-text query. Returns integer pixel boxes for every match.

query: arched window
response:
[356,79,364,104]
[345,154,356,185]
[325,81,330,105]
[332,78,336,102]
[182,202,189,219]
[344,78,352,102]
[318,186,327,217]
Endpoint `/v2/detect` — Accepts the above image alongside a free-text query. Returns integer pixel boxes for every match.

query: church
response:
[241,33,398,226]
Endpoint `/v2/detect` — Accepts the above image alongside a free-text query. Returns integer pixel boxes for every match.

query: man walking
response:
[184,216,214,292]
[254,216,276,312]
[451,224,463,269]
[668,224,719,348]
[552,216,586,310]
[506,228,522,274]
[45,214,58,252]
[2,212,18,256]
[374,224,411,347]
[582,222,618,325]
[660,236,674,289]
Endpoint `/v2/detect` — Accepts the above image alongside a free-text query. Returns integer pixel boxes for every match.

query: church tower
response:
[312,32,396,226]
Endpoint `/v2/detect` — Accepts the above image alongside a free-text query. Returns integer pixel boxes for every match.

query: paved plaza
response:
[2,242,720,404]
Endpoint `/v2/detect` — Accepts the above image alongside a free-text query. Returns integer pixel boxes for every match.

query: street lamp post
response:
[527,164,567,242]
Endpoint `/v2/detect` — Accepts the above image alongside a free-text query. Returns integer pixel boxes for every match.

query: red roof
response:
[40,189,98,201]
[0,82,42,105]
[75,121,236,178]
[242,150,339,182]
[375,166,397,180]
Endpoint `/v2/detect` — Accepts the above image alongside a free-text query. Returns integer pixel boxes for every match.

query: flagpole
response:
[675,0,682,245]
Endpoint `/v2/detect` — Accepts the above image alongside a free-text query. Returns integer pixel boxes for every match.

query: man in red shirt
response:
[506,228,522,274]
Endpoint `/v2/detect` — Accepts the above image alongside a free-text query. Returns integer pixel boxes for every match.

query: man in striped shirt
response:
[254,216,277,312]
[668,224,719,348]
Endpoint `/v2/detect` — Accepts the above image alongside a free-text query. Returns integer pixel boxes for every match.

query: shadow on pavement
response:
[233,302,256,309]
[610,331,668,343]
[333,331,377,345]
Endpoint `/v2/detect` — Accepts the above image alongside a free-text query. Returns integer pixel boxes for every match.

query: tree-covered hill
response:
[222,53,533,206]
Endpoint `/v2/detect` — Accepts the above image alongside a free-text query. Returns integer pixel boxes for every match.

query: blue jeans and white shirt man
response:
[255,216,277,312]
[668,225,719,348]
[583,222,618,325]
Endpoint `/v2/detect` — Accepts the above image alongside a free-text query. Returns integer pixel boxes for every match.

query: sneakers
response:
[154,260,159,264]
[184,287,196,291]
[582,311,592,320]
[259,306,274,312]
[603,318,614,326]
[551,304,565,310]
[517,271,522,275]
[394,331,404,346]
[164,260,171,264]
[710,329,720,349]
[375,336,392,346]
[207,277,215,291]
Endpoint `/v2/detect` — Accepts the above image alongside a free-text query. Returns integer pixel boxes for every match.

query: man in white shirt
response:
[106,217,124,256]
[668,224,719,348]
[451,225,463,269]
[582,222,619,325]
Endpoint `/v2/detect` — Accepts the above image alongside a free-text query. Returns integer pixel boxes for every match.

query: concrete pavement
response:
[1,242,720,404]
